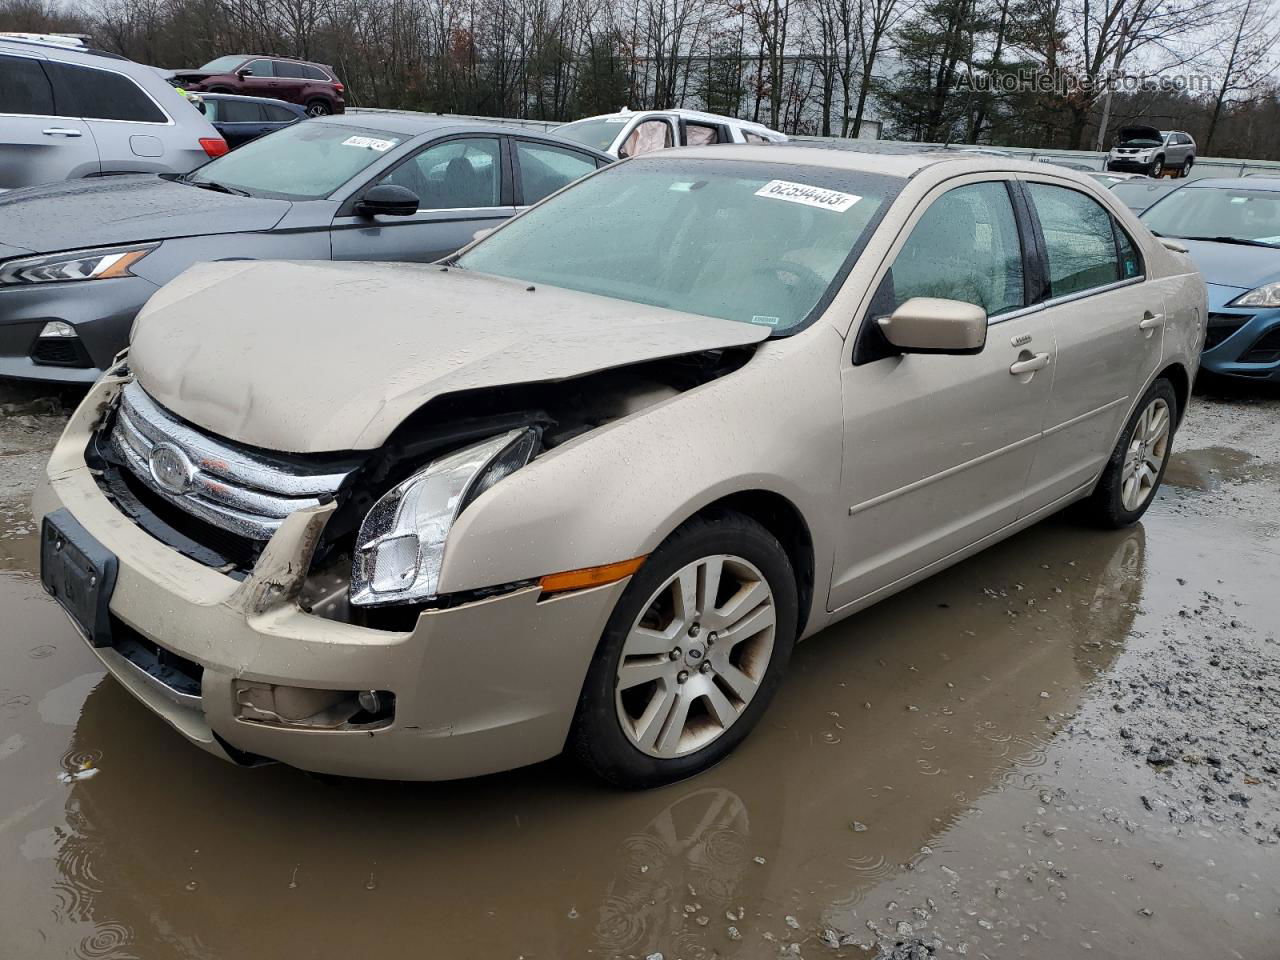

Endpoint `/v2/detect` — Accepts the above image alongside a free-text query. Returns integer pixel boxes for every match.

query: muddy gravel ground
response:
[0,378,1276,960]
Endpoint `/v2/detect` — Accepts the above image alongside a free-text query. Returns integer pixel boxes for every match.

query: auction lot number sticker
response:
[754,180,861,212]
[342,136,399,152]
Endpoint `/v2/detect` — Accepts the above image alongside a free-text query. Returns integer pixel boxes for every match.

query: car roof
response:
[0,33,129,61]
[574,108,782,135]
[1184,177,1280,191]
[648,143,1072,180]
[310,114,613,158]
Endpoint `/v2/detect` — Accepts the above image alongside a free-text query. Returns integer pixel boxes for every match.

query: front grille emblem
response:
[149,442,195,496]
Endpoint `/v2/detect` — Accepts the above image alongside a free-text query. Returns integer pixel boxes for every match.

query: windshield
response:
[186,122,403,200]
[1112,181,1180,213]
[556,117,629,151]
[198,56,248,73]
[1142,186,1280,246]
[457,157,898,333]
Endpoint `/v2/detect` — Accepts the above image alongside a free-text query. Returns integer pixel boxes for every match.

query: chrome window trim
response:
[985,275,1146,325]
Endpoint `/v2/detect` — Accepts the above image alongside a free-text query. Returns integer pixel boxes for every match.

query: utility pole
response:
[1094,16,1129,152]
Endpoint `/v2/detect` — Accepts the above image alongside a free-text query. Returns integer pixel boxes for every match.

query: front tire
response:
[570,511,798,788]
[1079,379,1177,528]
[1181,158,1194,178]
[1149,156,1165,178]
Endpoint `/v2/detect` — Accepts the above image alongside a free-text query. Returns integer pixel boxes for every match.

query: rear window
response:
[48,63,167,123]
[0,54,54,116]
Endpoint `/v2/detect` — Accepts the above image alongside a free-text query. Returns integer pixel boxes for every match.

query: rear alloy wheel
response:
[1079,379,1178,528]
[305,100,332,117]
[571,512,797,788]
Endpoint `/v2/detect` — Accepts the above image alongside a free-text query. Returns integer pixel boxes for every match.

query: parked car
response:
[556,108,785,158]
[190,92,306,148]
[1107,125,1196,178]
[1141,177,1280,381]
[0,115,609,382]
[0,33,226,191]
[34,147,1203,786]
[169,55,345,117]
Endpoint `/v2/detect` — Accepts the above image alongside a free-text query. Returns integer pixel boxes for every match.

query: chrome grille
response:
[110,382,356,540]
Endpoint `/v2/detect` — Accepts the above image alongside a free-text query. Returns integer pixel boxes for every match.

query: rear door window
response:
[274,61,306,79]
[0,54,55,116]
[219,100,265,123]
[1027,183,1122,297]
[683,122,722,146]
[515,141,597,204]
[47,63,167,123]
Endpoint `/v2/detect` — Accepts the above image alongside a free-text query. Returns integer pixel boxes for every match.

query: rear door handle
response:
[42,128,83,138]
[1139,312,1164,330]
[1009,352,1050,375]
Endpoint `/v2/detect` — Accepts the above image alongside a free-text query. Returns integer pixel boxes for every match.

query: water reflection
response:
[41,519,1144,958]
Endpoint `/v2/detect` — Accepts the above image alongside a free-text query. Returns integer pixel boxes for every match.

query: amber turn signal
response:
[539,556,646,595]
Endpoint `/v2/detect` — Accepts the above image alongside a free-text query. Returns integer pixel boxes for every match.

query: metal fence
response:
[347,108,1280,178]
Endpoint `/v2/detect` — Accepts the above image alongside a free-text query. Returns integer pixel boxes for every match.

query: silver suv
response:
[1107,125,1196,178]
[0,33,225,190]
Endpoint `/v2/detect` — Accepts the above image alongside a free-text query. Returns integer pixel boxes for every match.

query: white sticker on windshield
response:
[605,117,629,123]
[750,315,781,326]
[754,180,860,212]
[342,135,398,152]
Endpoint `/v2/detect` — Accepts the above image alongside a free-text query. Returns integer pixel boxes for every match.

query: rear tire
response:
[570,511,798,789]
[1079,379,1178,528]
[305,99,332,117]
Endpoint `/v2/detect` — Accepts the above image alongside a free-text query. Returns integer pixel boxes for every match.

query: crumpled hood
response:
[1116,125,1163,145]
[1180,238,1280,292]
[0,175,290,255]
[129,259,770,453]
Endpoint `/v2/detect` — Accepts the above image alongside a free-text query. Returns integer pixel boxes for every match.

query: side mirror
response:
[877,297,987,355]
[355,183,419,218]
[236,67,253,78]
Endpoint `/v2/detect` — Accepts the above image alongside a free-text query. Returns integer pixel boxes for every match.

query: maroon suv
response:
[171,55,345,116]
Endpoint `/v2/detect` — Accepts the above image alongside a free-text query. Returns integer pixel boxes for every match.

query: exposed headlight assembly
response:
[350,428,539,607]
[0,243,158,286]
[1228,282,1280,308]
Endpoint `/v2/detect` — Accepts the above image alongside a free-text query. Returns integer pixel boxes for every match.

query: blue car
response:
[190,92,307,148]
[1141,177,1280,381]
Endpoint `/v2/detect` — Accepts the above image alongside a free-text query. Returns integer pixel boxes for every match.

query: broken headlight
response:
[349,428,538,607]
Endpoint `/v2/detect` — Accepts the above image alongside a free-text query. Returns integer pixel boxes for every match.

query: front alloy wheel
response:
[1120,397,1171,511]
[571,511,797,788]
[616,555,775,758]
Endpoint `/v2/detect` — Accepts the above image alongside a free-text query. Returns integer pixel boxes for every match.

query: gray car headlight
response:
[1228,282,1280,308]
[350,428,539,607]
[0,243,158,286]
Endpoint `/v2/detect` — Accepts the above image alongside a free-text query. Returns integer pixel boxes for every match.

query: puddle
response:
[1,391,1278,959]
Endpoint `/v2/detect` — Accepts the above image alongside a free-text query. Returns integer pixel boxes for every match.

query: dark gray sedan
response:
[0,113,610,383]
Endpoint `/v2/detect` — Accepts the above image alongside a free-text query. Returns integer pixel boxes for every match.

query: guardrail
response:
[346,107,1280,178]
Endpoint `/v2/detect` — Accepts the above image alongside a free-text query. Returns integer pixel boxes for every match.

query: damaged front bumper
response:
[35,375,626,780]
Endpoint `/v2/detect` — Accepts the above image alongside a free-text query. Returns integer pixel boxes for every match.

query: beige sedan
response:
[35,146,1205,787]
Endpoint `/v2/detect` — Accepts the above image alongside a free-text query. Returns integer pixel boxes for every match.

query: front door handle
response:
[1010,352,1050,375]
[1139,312,1164,330]
[42,128,83,137]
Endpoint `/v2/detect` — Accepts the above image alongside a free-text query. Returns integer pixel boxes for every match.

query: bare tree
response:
[1201,0,1276,153]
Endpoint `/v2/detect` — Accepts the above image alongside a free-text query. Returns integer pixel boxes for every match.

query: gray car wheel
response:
[305,100,332,117]
[1149,156,1164,177]
[570,511,797,788]
[1079,379,1177,528]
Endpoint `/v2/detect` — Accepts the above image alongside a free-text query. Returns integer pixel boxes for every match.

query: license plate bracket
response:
[40,508,117,648]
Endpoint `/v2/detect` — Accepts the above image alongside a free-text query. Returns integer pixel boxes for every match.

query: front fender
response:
[436,326,846,597]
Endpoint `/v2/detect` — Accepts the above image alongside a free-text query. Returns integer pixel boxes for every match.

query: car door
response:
[511,138,602,211]
[830,177,1056,611]
[271,61,310,104]
[238,59,282,99]
[331,134,515,263]
[0,51,98,188]
[1015,176,1163,510]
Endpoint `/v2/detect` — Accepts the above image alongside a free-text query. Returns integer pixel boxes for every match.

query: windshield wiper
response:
[185,179,249,197]
[1176,235,1277,248]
